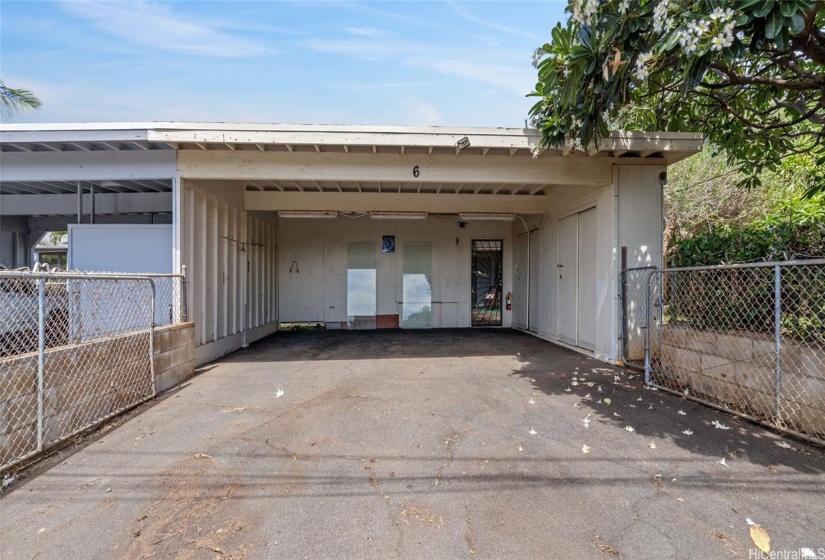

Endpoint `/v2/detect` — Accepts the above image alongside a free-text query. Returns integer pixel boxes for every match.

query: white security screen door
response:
[557,208,597,349]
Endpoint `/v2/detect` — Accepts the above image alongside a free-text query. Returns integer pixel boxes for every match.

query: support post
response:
[37,276,46,451]
[77,182,83,224]
[90,183,96,224]
[774,265,783,423]
[181,265,189,322]
[644,272,653,386]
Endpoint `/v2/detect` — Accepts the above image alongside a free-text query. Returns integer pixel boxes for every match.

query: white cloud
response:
[345,27,391,38]
[403,57,534,95]
[400,101,442,126]
[448,1,536,40]
[60,1,274,57]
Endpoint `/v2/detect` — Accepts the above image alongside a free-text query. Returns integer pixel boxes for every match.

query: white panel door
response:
[557,214,578,345]
[514,233,529,329]
[528,230,540,332]
[577,208,597,350]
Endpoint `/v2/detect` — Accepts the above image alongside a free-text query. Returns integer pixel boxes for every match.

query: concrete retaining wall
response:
[660,325,825,435]
[1,322,195,468]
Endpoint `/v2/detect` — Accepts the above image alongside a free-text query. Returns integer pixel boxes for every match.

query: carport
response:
[1,123,703,366]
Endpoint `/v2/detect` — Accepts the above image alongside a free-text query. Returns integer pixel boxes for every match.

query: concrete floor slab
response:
[1,329,824,559]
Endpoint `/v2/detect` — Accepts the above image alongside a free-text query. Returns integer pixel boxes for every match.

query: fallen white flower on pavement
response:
[572,376,578,381]
[529,427,537,435]
[678,410,686,416]
[596,399,602,404]
[682,429,693,436]
[275,387,284,398]
[518,446,524,453]
[585,382,595,387]
[581,414,591,428]
[529,398,535,404]
[613,412,621,417]
[637,397,643,402]
[584,393,591,398]
[777,441,791,449]
[614,375,620,382]
[683,388,690,396]
[581,445,590,454]
[712,420,731,430]
[624,426,635,433]
[717,457,730,468]
[571,381,579,386]
[648,405,654,410]
[597,385,603,392]
[573,402,581,408]
[565,388,572,392]
[648,441,657,449]
[644,385,658,391]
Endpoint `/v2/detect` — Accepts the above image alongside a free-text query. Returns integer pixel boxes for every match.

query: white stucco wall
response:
[278,216,513,328]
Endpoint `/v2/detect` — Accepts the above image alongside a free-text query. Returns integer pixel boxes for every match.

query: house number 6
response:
[413,166,420,178]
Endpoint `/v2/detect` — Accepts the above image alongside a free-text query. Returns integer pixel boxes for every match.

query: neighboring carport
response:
[2,330,822,559]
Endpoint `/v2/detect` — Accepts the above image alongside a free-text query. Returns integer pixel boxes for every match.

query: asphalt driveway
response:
[2,329,824,559]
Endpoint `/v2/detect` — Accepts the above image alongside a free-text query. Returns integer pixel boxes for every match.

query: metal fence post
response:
[37,276,46,452]
[181,265,189,323]
[644,272,652,386]
[774,264,783,424]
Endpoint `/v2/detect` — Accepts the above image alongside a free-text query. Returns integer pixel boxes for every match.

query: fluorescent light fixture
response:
[458,213,516,222]
[278,211,337,219]
[368,212,428,220]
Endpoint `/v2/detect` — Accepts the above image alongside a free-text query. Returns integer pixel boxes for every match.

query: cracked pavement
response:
[1,329,824,559]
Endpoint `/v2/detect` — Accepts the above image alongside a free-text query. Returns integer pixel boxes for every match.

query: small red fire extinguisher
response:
[506,292,512,311]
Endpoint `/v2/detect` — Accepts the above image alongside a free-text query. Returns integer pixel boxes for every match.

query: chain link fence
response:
[643,260,825,444]
[620,266,658,368]
[1,269,187,471]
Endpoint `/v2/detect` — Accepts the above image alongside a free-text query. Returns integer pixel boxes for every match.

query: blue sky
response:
[0,1,567,126]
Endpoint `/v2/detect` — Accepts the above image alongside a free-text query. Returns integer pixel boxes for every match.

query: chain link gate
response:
[644,260,825,445]
[619,266,658,368]
[1,270,185,471]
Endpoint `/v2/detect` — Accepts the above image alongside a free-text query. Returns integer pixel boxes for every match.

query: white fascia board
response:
[0,192,172,216]
[0,128,152,144]
[0,150,176,182]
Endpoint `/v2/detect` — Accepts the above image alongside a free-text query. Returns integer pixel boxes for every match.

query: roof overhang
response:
[0,122,703,163]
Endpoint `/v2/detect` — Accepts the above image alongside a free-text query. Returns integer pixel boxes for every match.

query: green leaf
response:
[779,1,797,17]
[764,8,784,38]
[788,12,805,34]
[752,0,776,18]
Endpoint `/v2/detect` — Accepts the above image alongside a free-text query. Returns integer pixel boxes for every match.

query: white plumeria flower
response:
[717,457,730,468]
[624,426,635,433]
[573,402,581,408]
[682,429,693,436]
[529,398,535,404]
[648,404,654,410]
[712,420,731,430]
[597,385,603,393]
[636,397,643,402]
[275,387,284,398]
[582,444,591,454]
[529,427,537,435]
[777,441,791,449]
[648,441,657,449]
[565,388,572,392]
[585,393,591,398]
[581,414,592,428]
[678,410,686,416]
[571,381,579,386]
[518,445,524,453]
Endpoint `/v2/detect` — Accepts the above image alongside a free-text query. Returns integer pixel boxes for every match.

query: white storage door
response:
[576,208,597,350]
[557,214,578,345]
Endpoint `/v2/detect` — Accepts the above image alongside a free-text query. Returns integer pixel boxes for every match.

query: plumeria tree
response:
[529,0,825,191]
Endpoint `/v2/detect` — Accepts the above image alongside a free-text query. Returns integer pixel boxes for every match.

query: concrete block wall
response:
[153,322,195,392]
[1,322,195,468]
[1,332,152,466]
[660,325,825,436]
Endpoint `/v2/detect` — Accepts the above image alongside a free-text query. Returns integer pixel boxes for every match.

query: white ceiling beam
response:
[177,150,614,186]
[612,149,628,157]
[0,192,172,216]
[225,143,236,151]
[34,143,61,152]
[256,143,266,151]
[343,145,349,153]
[195,142,208,151]
[481,147,490,155]
[0,150,176,183]
[508,148,518,156]
[246,191,549,215]
[4,143,33,152]
[284,144,293,152]
[400,146,405,155]
[314,144,321,153]
[638,150,657,158]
